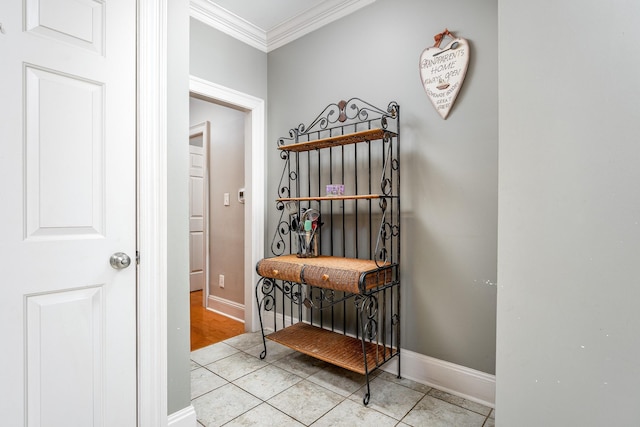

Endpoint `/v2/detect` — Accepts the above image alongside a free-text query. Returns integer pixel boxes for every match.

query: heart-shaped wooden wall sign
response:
[419,31,470,119]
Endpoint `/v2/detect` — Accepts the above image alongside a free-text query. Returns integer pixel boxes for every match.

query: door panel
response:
[26,288,104,426]
[0,0,137,425]
[25,65,105,238]
[25,0,104,53]
[189,145,206,292]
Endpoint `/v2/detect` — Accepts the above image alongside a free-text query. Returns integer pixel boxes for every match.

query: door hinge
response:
[136,251,140,265]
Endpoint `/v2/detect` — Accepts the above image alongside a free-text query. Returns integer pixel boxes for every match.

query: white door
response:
[0,1,137,426]
[189,122,210,296]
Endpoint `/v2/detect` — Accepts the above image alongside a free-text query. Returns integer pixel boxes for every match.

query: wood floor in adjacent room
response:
[190,290,244,351]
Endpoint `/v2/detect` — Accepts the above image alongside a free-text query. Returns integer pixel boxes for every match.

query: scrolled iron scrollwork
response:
[278,125,304,147]
[391,313,400,325]
[318,289,336,304]
[379,198,388,212]
[379,133,394,196]
[374,213,395,266]
[363,318,378,341]
[355,294,379,341]
[286,97,398,145]
[381,178,392,196]
[283,281,303,305]
[387,101,399,118]
[355,294,378,317]
[257,278,304,311]
[277,178,292,200]
[377,247,388,265]
[270,214,290,256]
[270,142,299,256]
[304,288,353,309]
[257,278,276,312]
[381,221,393,242]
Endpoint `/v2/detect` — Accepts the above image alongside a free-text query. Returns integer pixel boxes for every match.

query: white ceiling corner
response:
[189,0,376,53]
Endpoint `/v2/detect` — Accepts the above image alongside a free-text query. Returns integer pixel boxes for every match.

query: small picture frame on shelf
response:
[326,184,345,197]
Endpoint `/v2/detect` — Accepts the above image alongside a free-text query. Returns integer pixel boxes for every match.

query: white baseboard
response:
[168,405,197,427]
[207,295,245,322]
[381,348,495,408]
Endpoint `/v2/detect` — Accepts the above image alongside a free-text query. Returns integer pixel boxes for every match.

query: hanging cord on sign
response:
[432,28,455,48]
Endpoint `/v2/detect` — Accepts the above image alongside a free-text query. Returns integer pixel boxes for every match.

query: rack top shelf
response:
[278,128,396,152]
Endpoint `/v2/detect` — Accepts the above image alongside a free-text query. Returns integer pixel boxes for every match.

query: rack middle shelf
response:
[277,194,381,202]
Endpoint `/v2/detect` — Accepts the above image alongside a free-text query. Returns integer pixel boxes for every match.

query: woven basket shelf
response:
[256,254,393,293]
[267,322,397,375]
[278,128,396,152]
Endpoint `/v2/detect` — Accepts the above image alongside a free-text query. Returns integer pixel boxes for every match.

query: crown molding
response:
[189,0,375,53]
[267,0,375,52]
[190,0,268,51]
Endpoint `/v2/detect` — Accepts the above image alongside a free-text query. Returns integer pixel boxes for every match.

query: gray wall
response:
[190,18,268,101]
[167,0,191,415]
[496,1,640,425]
[267,0,498,374]
[189,98,246,308]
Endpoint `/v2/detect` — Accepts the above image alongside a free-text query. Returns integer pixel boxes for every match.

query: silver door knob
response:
[110,252,131,269]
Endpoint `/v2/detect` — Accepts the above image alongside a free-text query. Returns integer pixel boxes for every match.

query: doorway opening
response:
[188,76,265,349]
[189,98,245,349]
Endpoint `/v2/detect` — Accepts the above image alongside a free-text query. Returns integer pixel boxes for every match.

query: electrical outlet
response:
[218,274,225,288]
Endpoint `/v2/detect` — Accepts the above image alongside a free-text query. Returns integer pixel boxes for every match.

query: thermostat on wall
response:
[238,188,245,204]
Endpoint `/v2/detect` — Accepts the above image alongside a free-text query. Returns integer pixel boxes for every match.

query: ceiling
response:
[190,0,375,52]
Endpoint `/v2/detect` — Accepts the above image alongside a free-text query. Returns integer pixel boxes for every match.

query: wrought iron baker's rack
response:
[255,97,401,405]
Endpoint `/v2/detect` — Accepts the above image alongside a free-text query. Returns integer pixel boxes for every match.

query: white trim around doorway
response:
[137,0,169,425]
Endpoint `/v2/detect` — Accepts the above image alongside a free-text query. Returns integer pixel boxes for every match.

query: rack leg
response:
[255,278,268,359]
[362,370,371,405]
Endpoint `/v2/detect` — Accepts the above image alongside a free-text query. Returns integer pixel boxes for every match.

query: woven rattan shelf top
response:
[267,322,397,375]
[256,255,394,293]
[260,254,384,271]
[278,128,396,152]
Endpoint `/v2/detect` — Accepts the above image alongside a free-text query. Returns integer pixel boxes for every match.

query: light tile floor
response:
[191,332,495,427]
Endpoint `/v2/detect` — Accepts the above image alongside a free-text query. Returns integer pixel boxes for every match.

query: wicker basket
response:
[256,255,393,293]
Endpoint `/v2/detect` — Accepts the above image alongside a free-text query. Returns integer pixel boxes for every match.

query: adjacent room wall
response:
[267,0,498,375]
[497,1,640,425]
[189,97,246,314]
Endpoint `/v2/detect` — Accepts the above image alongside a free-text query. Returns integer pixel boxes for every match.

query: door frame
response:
[137,0,169,424]
[189,76,265,331]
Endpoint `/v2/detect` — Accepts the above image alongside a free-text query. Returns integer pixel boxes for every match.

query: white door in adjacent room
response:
[0,0,137,425]
[189,122,210,297]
